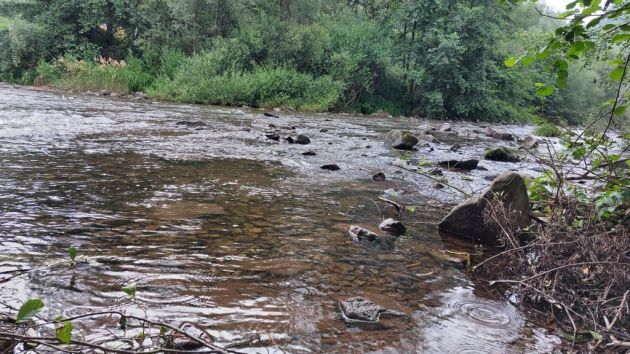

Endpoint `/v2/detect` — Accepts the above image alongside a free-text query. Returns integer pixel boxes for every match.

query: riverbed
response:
[0,85,560,353]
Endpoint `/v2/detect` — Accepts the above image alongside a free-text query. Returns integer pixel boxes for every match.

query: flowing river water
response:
[0,85,561,353]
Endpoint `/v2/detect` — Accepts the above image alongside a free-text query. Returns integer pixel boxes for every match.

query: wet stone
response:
[264,112,279,118]
[372,172,386,181]
[296,134,311,144]
[265,133,280,141]
[338,297,403,324]
[438,159,479,171]
[379,218,406,235]
[176,120,206,128]
[321,164,340,171]
[302,150,316,156]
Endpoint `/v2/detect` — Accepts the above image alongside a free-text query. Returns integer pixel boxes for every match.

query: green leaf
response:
[613,105,628,116]
[160,325,168,335]
[68,247,77,263]
[504,57,517,68]
[612,34,630,43]
[16,299,44,323]
[610,67,625,81]
[586,17,601,28]
[56,321,73,344]
[535,85,555,97]
[558,9,577,19]
[122,283,137,298]
[521,55,535,66]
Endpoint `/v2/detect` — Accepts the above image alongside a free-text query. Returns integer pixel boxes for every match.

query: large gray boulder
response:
[385,130,419,150]
[438,172,529,245]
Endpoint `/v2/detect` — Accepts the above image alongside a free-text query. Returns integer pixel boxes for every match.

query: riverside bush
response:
[150,64,343,111]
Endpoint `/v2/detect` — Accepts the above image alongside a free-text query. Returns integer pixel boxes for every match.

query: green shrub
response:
[533,118,562,137]
[149,55,344,111]
[36,56,154,93]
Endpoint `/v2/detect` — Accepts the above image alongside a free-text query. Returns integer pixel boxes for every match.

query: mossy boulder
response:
[385,130,419,150]
[485,147,520,162]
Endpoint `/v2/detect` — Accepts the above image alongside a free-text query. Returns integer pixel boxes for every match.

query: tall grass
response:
[35,56,153,93]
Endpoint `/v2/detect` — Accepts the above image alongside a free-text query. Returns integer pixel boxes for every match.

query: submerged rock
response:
[302,150,317,156]
[264,112,279,118]
[321,164,340,171]
[338,297,403,324]
[296,134,311,144]
[347,226,379,243]
[379,218,406,235]
[438,172,530,245]
[485,147,520,162]
[438,159,479,170]
[439,123,452,132]
[521,135,539,150]
[485,127,514,141]
[372,172,386,181]
[385,130,419,150]
[265,133,280,141]
[176,120,206,128]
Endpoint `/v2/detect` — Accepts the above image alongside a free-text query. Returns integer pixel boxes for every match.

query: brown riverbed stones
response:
[438,172,530,245]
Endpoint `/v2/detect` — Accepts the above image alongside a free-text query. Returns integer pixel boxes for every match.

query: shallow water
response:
[0,86,559,352]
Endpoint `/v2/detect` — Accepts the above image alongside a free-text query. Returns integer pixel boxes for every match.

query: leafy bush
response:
[151,64,343,111]
[533,119,562,137]
[35,56,154,93]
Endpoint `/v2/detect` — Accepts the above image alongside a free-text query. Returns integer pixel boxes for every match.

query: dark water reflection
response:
[0,86,559,352]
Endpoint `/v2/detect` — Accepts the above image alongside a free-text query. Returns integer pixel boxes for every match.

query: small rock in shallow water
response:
[385,130,419,150]
[321,164,340,171]
[450,142,462,151]
[265,133,280,141]
[427,168,444,176]
[285,136,295,144]
[485,127,514,141]
[485,147,520,162]
[439,123,452,132]
[176,120,206,128]
[302,150,317,156]
[347,226,379,243]
[296,134,311,144]
[320,128,329,133]
[264,112,279,118]
[372,172,386,181]
[438,159,479,170]
[379,218,406,235]
[520,135,539,149]
[338,297,404,324]
[98,90,111,96]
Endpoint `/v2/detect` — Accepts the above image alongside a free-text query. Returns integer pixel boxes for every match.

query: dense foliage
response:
[0,0,622,121]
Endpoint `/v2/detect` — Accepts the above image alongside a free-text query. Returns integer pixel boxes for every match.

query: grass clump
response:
[533,118,563,137]
[35,56,153,94]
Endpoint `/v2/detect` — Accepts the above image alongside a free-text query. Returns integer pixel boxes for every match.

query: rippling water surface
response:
[0,86,559,352]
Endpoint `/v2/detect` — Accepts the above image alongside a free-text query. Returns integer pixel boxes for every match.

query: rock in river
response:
[438,172,530,245]
[521,135,539,149]
[385,130,419,150]
[379,218,406,235]
[485,147,520,162]
[265,133,280,141]
[176,120,206,128]
[264,112,279,118]
[321,164,340,171]
[438,159,479,170]
[296,134,311,144]
[372,172,386,181]
[338,297,403,324]
[302,150,317,156]
[485,127,514,141]
[347,226,379,243]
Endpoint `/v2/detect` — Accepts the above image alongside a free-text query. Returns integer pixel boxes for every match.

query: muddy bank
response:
[0,85,560,352]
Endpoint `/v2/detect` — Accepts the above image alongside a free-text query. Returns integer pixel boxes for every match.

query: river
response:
[0,85,559,353]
